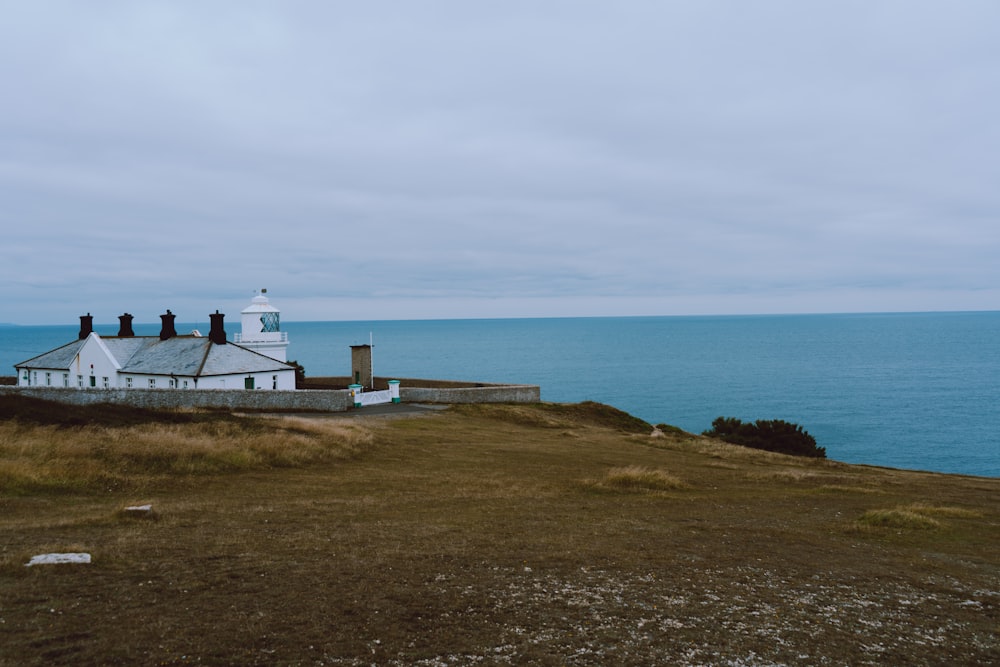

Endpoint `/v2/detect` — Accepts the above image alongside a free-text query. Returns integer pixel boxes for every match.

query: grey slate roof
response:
[15,339,86,369]
[16,335,293,378]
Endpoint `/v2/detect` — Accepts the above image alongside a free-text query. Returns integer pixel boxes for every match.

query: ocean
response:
[3,312,998,477]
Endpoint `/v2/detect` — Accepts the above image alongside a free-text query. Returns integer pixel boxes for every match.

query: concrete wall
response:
[1,382,541,411]
[0,386,354,412]
[400,384,540,404]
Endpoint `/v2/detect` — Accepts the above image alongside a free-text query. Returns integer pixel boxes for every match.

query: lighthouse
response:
[233,289,289,361]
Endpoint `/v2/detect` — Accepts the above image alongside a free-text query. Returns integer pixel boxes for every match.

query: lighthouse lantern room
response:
[234,289,289,362]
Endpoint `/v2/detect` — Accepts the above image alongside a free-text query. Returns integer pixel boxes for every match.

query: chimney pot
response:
[117,312,135,337]
[209,310,227,345]
[159,310,177,340]
[79,313,93,340]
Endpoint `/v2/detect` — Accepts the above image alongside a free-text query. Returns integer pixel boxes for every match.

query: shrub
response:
[703,417,826,458]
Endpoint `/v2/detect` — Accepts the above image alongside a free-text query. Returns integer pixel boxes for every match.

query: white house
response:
[15,300,297,391]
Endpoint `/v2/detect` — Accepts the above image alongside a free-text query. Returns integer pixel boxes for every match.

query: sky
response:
[3,2,999,325]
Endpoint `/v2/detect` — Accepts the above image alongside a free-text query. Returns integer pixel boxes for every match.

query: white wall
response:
[74,335,121,388]
[19,368,296,391]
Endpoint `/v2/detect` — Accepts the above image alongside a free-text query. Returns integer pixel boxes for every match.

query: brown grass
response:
[856,503,986,531]
[0,417,371,494]
[857,507,944,530]
[1,400,999,666]
[594,465,688,492]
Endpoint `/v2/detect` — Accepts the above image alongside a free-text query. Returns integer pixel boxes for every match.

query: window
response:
[63,374,69,387]
[168,378,176,389]
[89,376,96,388]
[148,378,156,389]
[45,372,51,386]
[102,377,109,388]
[260,312,280,332]
[126,377,133,388]
[33,372,38,384]
[77,375,83,387]
[272,375,278,390]
[183,380,189,389]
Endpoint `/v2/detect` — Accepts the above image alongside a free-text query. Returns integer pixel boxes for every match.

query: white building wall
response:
[18,367,71,387]
[75,335,121,389]
[17,368,294,391]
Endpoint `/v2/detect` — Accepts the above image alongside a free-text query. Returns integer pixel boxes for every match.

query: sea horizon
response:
[3,306,999,330]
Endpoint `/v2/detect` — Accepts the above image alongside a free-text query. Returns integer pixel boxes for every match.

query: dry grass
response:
[1,400,999,666]
[593,465,688,492]
[0,417,372,494]
[856,503,986,531]
[904,502,984,518]
[857,507,944,530]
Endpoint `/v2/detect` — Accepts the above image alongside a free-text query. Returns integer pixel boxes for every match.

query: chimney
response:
[209,310,227,345]
[117,313,135,337]
[159,310,177,340]
[78,313,93,340]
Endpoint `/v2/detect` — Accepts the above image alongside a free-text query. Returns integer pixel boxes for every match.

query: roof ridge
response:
[194,338,212,378]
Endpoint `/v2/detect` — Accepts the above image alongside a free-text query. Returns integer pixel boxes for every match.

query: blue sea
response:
[2,312,998,477]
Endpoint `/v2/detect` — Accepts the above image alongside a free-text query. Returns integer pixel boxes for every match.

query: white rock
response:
[124,504,153,512]
[25,553,92,567]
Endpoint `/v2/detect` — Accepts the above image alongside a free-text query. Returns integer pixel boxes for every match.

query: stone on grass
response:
[25,553,92,567]
[124,504,153,514]
[121,504,157,520]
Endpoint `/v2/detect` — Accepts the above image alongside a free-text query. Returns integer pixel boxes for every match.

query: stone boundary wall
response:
[400,384,540,404]
[0,386,353,412]
[0,383,540,411]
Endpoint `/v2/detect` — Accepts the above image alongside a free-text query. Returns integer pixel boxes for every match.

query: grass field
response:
[1,396,998,665]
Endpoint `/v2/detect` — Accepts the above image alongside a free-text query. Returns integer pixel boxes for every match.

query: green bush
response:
[703,416,826,458]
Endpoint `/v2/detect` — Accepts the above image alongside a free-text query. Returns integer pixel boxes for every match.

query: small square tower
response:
[350,344,373,388]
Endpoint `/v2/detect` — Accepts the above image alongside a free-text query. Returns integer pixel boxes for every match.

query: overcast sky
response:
[3,2,999,325]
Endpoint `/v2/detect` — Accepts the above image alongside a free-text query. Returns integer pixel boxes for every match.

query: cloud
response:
[2,2,999,323]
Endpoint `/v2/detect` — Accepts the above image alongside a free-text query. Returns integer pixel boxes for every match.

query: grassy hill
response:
[1,397,997,665]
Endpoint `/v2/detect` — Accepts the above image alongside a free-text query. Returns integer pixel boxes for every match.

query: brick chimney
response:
[159,310,177,340]
[117,313,135,337]
[79,313,93,340]
[209,310,227,345]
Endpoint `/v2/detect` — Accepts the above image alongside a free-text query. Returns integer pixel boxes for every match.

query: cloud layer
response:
[3,2,998,323]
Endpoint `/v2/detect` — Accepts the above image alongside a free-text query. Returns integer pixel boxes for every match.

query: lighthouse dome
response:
[234,289,289,361]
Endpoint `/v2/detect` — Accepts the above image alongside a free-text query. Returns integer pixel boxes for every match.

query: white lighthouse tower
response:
[234,289,289,361]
